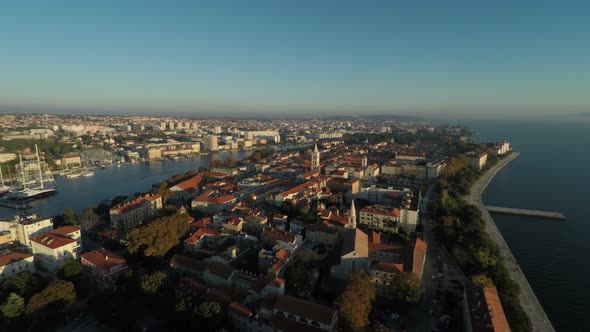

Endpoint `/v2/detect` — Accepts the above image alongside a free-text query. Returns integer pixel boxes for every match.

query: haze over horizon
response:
[1,1,589,118]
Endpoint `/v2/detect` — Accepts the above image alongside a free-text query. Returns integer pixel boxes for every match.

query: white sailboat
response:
[5,145,58,202]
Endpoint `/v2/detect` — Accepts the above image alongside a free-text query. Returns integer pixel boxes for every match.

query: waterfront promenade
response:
[466,152,555,332]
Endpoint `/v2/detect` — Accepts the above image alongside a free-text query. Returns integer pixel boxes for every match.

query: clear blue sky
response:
[1,0,589,118]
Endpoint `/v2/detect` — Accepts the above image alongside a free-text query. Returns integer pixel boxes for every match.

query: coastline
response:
[466,152,555,332]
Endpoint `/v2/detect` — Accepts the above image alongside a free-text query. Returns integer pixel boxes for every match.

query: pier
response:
[485,206,566,220]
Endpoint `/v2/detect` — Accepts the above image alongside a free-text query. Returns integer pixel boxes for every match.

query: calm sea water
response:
[466,119,590,332]
[0,150,251,220]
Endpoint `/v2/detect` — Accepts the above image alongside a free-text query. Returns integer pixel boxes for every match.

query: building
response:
[357,188,420,231]
[143,147,162,160]
[265,295,338,332]
[80,248,128,290]
[468,152,488,171]
[191,190,237,213]
[306,224,339,248]
[109,194,163,233]
[30,226,82,274]
[184,228,220,252]
[0,250,35,282]
[169,173,205,201]
[359,206,401,233]
[205,135,219,151]
[311,143,320,171]
[468,286,511,332]
[0,215,53,248]
[61,154,82,167]
[369,261,403,297]
[426,161,446,180]
[331,225,370,280]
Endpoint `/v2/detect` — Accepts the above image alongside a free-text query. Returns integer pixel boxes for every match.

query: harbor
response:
[486,206,566,220]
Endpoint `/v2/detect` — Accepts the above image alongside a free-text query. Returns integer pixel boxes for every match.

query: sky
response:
[1,0,589,118]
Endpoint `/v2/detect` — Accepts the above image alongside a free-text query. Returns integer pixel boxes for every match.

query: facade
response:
[205,135,219,151]
[80,248,128,290]
[359,206,401,233]
[109,194,163,233]
[468,152,488,171]
[331,228,370,280]
[30,226,82,274]
[0,215,53,248]
[0,251,35,282]
[306,224,339,248]
[184,228,220,252]
[370,261,403,298]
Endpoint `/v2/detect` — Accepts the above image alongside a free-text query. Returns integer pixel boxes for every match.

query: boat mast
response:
[35,144,44,190]
[0,163,4,187]
[19,154,26,189]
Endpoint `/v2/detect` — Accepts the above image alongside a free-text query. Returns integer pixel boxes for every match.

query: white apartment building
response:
[109,194,163,233]
[0,215,53,248]
[30,226,82,274]
[0,250,35,282]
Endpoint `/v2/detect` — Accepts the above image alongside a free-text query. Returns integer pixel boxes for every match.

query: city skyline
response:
[1,1,589,118]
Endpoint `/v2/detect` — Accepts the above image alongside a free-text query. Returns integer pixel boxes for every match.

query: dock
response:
[485,206,566,220]
[0,199,31,210]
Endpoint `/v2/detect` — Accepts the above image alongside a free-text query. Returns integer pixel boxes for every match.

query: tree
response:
[250,152,262,161]
[336,271,376,332]
[26,280,76,316]
[79,206,100,230]
[141,271,168,295]
[0,293,25,319]
[2,272,43,298]
[62,208,76,222]
[388,273,425,305]
[127,210,189,257]
[194,301,223,330]
[58,259,82,280]
[471,275,495,288]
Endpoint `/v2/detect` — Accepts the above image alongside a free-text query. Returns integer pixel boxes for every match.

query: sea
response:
[0,150,251,220]
[465,119,589,332]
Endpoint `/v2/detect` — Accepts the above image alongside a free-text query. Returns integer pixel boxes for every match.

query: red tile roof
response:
[371,261,404,274]
[0,251,33,267]
[48,225,80,236]
[173,174,204,191]
[80,248,127,275]
[483,287,511,332]
[30,227,78,249]
[360,207,401,217]
[185,228,219,244]
[412,237,427,278]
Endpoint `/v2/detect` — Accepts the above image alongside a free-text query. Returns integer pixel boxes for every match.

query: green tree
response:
[62,208,76,222]
[0,293,25,319]
[25,280,76,316]
[194,301,223,330]
[336,271,376,332]
[389,273,425,305]
[127,210,189,257]
[58,259,82,280]
[2,272,43,298]
[471,275,495,288]
[141,271,168,295]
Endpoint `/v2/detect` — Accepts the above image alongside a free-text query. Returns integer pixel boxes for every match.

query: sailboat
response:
[4,145,58,202]
[0,165,9,196]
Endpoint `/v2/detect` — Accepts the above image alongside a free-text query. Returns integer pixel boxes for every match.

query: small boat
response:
[82,171,94,177]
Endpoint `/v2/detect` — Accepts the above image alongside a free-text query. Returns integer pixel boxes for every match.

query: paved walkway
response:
[466,152,555,332]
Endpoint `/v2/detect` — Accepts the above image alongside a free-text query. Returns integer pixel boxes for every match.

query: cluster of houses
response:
[0,214,124,291]
[0,137,513,332]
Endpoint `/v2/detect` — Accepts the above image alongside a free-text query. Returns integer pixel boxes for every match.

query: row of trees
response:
[429,153,532,332]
